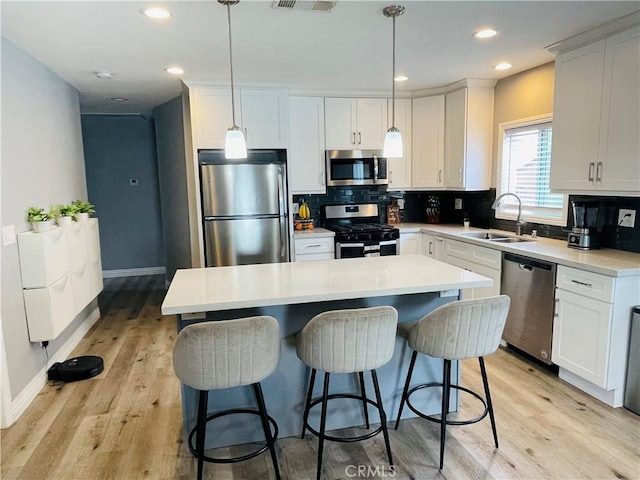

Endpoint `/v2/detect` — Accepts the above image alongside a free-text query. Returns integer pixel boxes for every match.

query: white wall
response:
[1,38,95,415]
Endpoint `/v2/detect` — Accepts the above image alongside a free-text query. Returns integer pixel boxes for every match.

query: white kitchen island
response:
[162,255,492,448]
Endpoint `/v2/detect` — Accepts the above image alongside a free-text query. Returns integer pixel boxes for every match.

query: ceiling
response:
[2,1,639,116]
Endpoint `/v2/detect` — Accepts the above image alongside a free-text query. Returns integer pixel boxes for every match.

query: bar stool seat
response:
[296,306,398,480]
[395,295,511,470]
[172,316,282,480]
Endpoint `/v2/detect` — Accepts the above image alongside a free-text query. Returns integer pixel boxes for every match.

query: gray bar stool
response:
[394,295,510,470]
[172,316,281,480]
[296,306,398,480]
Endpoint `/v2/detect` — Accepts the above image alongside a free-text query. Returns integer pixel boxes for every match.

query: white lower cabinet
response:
[552,265,640,407]
[399,232,421,255]
[442,238,501,300]
[293,235,334,262]
[23,275,75,342]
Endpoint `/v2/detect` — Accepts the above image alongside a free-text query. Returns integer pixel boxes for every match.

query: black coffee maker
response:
[568,201,600,249]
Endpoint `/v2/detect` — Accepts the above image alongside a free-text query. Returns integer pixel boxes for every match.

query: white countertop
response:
[292,227,334,238]
[399,223,640,277]
[161,255,492,315]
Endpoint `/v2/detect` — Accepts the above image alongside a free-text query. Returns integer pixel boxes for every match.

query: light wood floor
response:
[2,275,639,480]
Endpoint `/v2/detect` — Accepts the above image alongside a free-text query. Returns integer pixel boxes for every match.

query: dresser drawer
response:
[556,265,615,303]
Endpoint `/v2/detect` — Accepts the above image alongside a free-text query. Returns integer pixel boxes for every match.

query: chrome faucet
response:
[492,192,525,236]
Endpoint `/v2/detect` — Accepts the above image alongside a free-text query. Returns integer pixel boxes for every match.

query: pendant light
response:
[383,5,405,159]
[219,0,247,159]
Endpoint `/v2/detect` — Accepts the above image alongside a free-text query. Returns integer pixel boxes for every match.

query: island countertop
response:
[161,254,492,315]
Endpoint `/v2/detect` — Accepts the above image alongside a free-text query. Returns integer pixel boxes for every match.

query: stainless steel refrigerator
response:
[199,149,290,267]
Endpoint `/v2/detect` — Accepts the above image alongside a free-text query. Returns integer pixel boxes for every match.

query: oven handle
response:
[337,242,365,248]
[379,240,398,246]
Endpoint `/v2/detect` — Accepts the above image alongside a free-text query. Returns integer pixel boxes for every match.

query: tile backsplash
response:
[293,187,640,254]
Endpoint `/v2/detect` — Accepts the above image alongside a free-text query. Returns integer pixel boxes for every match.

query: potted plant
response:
[49,203,78,227]
[26,206,55,232]
[71,199,95,222]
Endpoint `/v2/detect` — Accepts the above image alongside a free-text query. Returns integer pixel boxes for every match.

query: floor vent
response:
[271,0,336,13]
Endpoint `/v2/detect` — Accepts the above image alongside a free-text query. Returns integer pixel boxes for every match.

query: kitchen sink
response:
[459,231,534,243]
[459,232,512,240]
[487,237,534,243]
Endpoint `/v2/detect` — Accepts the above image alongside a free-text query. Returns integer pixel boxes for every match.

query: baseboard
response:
[11,307,102,423]
[558,367,623,408]
[102,266,166,278]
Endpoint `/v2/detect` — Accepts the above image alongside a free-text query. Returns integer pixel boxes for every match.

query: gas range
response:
[322,203,400,258]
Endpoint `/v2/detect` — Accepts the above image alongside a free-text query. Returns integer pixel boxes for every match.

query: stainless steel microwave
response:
[325,150,388,187]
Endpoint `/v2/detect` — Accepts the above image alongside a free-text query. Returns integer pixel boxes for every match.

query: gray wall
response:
[153,96,193,280]
[1,38,96,399]
[81,115,165,271]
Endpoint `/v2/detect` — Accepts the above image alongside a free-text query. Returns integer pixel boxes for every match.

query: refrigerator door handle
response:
[277,170,287,260]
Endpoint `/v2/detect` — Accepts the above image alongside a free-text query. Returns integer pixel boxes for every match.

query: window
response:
[496,115,567,226]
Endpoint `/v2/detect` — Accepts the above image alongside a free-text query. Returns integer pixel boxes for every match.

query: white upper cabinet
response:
[288,96,326,194]
[325,98,388,150]
[444,87,494,191]
[240,89,288,148]
[189,86,288,150]
[411,95,445,189]
[550,26,640,194]
[387,98,412,190]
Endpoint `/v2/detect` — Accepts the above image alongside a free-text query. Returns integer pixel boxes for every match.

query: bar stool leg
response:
[252,382,281,480]
[316,372,331,480]
[195,390,209,480]
[395,350,418,429]
[439,359,452,470]
[301,368,317,439]
[371,369,394,467]
[479,357,499,448]
[358,372,370,429]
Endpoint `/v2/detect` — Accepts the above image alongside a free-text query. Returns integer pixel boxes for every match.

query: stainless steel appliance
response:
[199,149,289,267]
[568,200,600,250]
[624,306,640,415]
[325,150,388,187]
[501,252,557,364]
[322,203,399,258]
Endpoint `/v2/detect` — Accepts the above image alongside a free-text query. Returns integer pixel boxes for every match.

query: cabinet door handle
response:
[352,132,356,145]
[459,168,462,183]
[438,170,442,183]
[588,162,595,181]
[389,171,393,183]
[306,244,323,248]
[596,162,603,182]
[358,132,362,145]
[570,279,593,288]
[428,242,433,255]
[320,170,325,186]
[554,297,559,318]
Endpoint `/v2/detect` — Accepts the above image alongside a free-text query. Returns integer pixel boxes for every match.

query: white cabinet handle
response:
[428,242,433,255]
[570,279,593,288]
[438,170,442,183]
[358,132,362,145]
[459,168,462,182]
[588,162,595,181]
[352,132,356,145]
[305,244,323,248]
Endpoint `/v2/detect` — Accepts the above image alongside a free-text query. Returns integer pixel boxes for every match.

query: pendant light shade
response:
[219,0,247,160]
[383,5,405,159]
[225,126,248,159]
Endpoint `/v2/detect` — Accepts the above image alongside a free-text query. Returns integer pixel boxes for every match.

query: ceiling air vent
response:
[271,0,336,13]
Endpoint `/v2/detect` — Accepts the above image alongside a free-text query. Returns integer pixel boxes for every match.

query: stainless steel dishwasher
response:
[501,252,557,364]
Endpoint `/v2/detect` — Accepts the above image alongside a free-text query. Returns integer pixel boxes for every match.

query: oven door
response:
[336,240,397,259]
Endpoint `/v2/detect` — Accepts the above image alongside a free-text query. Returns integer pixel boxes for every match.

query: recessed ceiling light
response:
[394,75,408,82]
[495,62,512,71]
[165,66,185,75]
[142,7,171,19]
[111,97,128,102]
[95,71,112,79]
[474,29,498,39]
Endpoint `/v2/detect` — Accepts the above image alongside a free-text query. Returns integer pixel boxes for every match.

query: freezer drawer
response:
[204,217,288,267]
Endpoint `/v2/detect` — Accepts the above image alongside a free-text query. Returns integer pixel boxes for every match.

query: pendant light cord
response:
[391,14,396,128]
[226,3,237,128]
